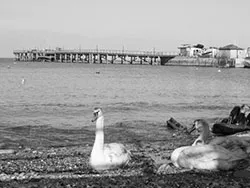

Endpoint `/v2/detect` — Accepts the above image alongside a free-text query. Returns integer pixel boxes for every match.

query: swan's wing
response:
[104,143,131,163]
[181,145,227,161]
[171,146,189,167]
[210,134,250,154]
[183,145,246,161]
[178,145,247,170]
[104,143,129,155]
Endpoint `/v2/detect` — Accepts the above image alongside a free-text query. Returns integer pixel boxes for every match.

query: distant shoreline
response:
[0,57,14,60]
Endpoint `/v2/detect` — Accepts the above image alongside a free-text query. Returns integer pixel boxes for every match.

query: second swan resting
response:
[90,108,131,171]
[171,119,250,171]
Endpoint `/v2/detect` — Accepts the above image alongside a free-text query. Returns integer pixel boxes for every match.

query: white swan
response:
[90,107,131,171]
[170,119,250,171]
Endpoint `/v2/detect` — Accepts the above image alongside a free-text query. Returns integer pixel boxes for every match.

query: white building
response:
[246,47,250,57]
[218,44,246,59]
[178,44,218,58]
[202,47,219,58]
[178,44,204,57]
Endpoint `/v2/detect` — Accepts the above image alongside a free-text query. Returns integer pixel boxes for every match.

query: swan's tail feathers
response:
[217,159,250,171]
[157,163,191,174]
[127,149,132,157]
[124,149,132,166]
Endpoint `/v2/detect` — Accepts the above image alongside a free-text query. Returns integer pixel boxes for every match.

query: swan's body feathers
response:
[175,144,247,170]
[90,143,131,171]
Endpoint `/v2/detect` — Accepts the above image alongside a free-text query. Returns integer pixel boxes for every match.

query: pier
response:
[13,49,178,65]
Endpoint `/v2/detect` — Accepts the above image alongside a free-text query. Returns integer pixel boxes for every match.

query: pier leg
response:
[99,54,102,64]
[63,54,66,62]
[70,54,72,63]
[59,54,62,62]
[75,54,78,62]
[140,57,142,65]
[64,54,67,62]
[111,55,114,64]
[54,54,57,62]
[88,54,93,64]
[68,54,70,63]
[121,56,124,64]
[86,54,90,63]
[84,54,87,63]
[105,54,108,64]
[78,54,82,63]
[21,53,25,61]
[93,54,96,64]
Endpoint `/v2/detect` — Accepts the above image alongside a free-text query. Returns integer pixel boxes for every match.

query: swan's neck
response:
[192,125,210,146]
[201,125,210,143]
[92,116,104,152]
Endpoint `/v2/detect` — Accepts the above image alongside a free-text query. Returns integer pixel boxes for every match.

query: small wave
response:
[105,102,154,112]
[179,104,227,111]
[4,124,94,148]
[1,103,88,108]
[40,103,88,108]
[101,102,229,114]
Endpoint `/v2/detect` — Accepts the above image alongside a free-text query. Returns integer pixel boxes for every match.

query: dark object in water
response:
[212,122,250,135]
[166,117,187,130]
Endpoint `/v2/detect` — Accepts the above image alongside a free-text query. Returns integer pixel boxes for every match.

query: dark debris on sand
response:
[0,121,249,187]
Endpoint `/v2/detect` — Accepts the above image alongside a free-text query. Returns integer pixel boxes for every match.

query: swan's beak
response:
[188,124,196,134]
[91,112,98,122]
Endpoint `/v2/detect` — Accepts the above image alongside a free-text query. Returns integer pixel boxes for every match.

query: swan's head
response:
[189,119,209,134]
[190,119,210,145]
[91,107,103,122]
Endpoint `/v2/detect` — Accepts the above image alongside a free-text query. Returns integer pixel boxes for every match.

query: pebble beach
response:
[0,121,250,187]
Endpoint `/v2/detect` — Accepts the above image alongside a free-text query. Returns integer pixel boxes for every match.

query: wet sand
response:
[0,121,249,187]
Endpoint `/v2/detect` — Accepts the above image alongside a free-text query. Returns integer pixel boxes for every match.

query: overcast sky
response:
[1,0,250,57]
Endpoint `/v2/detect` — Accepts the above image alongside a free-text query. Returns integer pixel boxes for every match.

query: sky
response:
[1,0,250,57]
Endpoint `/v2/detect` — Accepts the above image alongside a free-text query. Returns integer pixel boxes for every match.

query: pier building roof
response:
[219,44,243,50]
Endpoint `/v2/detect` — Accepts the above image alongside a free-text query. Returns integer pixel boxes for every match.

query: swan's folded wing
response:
[180,145,227,161]
[104,143,129,155]
[104,143,131,164]
[210,135,250,154]
[178,145,247,170]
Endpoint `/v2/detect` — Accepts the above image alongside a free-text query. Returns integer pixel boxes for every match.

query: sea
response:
[1,58,250,129]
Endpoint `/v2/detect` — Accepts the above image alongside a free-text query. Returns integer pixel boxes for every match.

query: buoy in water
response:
[218,69,221,72]
[21,78,26,85]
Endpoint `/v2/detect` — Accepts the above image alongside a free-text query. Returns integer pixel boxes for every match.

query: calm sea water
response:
[1,59,250,128]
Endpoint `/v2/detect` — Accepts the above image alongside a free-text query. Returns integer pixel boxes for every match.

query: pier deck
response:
[13,49,178,65]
